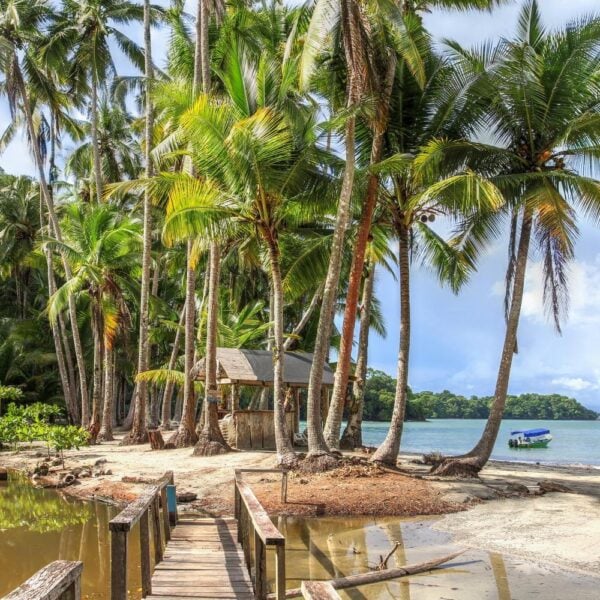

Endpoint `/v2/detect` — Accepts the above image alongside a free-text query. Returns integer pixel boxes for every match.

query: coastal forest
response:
[363,370,599,421]
[1,0,600,476]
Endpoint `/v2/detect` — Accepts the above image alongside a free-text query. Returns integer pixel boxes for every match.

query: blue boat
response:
[508,428,552,448]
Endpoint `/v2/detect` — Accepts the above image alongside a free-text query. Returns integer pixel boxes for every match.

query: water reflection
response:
[0,473,143,599]
[270,516,598,600]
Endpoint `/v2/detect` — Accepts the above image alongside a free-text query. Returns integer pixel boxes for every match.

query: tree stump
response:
[148,429,165,450]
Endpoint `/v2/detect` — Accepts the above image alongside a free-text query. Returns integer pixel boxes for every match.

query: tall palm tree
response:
[0,0,90,425]
[45,0,153,204]
[125,0,158,445]
[324,0,508,450]
[432,1,600,475]
[158,52,332,464]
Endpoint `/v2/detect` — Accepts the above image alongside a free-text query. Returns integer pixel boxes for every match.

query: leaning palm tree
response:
[324,0,508,451]
[432,1,600,475]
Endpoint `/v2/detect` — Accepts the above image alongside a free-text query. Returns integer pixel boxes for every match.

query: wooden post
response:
[275,544,286,600]
[152,495,163,565]
[231,382,240,413]
[294,388,300,434]
[139,509,152,597]
[280,472,288,504]
[110,530,128,600]
[166,484,178,526]
[254,529,266,600]
[160,486,171,542]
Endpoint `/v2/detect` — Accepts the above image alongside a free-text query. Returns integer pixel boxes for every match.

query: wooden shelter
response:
[192,348,336,450]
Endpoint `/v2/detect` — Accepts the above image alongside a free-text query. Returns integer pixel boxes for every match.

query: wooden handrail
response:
[109,471,175,600]
[234,469,287,600]
[300,581,341,600]
[5,561,83,600]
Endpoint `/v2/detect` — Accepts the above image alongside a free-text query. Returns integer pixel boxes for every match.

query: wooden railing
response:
[5,561,83,600]
[109,471,177,600]
[234,469,287,600]
[301,581,341,599]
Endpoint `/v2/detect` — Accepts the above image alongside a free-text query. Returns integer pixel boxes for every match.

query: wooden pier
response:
[6,469,340,600]
[147,517,254,600]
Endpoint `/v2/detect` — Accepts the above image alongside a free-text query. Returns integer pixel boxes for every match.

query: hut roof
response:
[192,348,335,386]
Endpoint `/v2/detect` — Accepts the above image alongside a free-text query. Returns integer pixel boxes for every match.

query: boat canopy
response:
[510,428,550,437]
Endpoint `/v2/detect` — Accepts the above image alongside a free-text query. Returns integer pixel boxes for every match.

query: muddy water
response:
[269,516,600,599]
[0,473,143,599]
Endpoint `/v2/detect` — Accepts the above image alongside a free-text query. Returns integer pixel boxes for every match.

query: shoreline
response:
[2,435,599,580]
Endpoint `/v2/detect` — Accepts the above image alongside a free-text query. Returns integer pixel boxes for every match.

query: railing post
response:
[280,472,288,504]
[160,485,171,542]
[140,508,152,597]
[152,495,163,565]
[275,544,286,600]
[166,484,178,526]
[110,529,128,600]
[254,529,266,600]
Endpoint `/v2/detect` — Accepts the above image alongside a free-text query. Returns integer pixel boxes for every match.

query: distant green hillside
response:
[362,369,599,421]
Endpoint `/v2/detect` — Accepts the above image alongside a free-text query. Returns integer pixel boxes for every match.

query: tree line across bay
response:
[363,370,598,422]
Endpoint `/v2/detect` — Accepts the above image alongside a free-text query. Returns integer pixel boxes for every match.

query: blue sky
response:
[2,0,600,410]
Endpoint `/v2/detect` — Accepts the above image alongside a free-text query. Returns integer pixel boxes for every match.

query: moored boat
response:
[508,428,552,448]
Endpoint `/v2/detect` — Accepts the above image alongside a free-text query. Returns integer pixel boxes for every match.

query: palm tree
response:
[45,0,154,204]
[47,204,142,438]
[324,0,508,450]
[359,43,505,465]
[158,50,332,464]
[432,0,600,475]
[0,0,90,425]
[124,0,158,445]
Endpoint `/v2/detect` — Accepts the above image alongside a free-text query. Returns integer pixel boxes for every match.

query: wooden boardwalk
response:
[147,517,254,600]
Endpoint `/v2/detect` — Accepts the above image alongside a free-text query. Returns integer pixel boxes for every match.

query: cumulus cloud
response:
[551,377,598,392]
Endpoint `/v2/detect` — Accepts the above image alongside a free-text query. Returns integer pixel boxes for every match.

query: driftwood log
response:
[267,550,465,599]
[148,429,165,450]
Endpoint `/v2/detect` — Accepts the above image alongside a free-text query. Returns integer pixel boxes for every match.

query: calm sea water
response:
[302,419,600,466]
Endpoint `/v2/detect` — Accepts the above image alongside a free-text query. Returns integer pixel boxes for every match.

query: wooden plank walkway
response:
[147,517,255,600]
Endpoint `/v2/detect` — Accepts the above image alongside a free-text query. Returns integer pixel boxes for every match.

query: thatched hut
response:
[192,348,336,450]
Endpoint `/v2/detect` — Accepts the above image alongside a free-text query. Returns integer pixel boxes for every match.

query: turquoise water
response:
[303,419,600,466]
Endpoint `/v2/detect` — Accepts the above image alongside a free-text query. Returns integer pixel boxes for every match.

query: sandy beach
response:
[2,434,599,589]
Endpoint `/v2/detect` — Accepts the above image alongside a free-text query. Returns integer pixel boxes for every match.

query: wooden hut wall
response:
[233,410,295,450]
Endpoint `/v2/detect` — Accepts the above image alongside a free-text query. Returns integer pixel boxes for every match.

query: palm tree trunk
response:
[305,114,356,465]
[194,242,230,455]
[371,222,411,465]
[433,209,533,476]
[259,288,275,409]
[13,56,89,423]
[340,261,375,450]
[45,246,77,423]
[161,306,185,429]
[90,75,103,204]
[265,235,296,466]
[324,57,396,449]
[283,283,323,351]
[90,310,104,435]
[170,240,199,446]
[98,344,115,441]
[123,0,154,445]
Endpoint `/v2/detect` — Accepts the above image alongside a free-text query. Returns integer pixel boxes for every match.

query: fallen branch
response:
[376,542,400,570]
[267,549,465,599]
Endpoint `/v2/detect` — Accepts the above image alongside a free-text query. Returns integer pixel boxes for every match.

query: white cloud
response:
[551,377,598,392]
